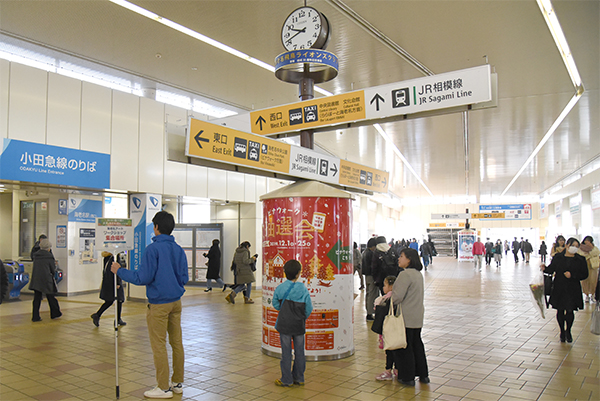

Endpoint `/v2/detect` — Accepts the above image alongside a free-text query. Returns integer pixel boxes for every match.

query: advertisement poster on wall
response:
[56,225,67,248]
[79,228,97,264]
[261,196,354,359]
[458,230,476,261]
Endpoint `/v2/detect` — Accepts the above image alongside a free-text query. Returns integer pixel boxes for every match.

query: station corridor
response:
[1,256,598,401]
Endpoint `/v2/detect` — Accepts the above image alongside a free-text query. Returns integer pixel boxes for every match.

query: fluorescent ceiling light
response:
[373,123,434,197]
[193,99,238,119]
[109,0,333,97]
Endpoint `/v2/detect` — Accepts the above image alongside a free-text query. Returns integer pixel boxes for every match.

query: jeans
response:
[206,278,225,290]
[147,300,184,390]
[422,254,430,268]
[279,333,305,385]
[234,282,252,299]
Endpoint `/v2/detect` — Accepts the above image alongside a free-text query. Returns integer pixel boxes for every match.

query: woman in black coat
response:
[91,252,126,327]
[541,237,588,343]
[29,239,61,321]
[204,239,225,292]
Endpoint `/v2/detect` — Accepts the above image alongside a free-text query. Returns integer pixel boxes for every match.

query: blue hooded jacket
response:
[117,234,188,304]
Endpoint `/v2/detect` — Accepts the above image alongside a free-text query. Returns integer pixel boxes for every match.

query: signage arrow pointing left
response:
[194,130,209,149]
[370,93,385,111]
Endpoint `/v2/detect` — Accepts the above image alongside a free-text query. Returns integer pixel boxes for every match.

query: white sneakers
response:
[171,382,183,394]
[143,386,173,398]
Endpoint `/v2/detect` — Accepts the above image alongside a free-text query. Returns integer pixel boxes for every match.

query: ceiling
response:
[0,0,598,203]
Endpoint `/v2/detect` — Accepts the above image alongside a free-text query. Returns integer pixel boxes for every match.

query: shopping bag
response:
[591,304,600,335]
[529,272,546,318]
[382,295,407,350]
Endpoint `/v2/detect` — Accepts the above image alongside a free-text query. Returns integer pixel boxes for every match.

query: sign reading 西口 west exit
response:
[227,65,491,136]
[185,118,389,193]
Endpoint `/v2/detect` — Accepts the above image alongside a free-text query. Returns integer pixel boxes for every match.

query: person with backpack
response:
[419,241,432,271]
[372,236,399,295]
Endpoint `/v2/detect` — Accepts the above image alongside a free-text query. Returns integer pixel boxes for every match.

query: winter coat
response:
[512,240,521,252]
[539,243,547,256]
[29,250,57,294]
[205,244,222,280]
[578,245,600,270]
[522,241,533,253]
[361,248,374,276]
[233,246,255,284]
[545,252,588,311]
[392,268,425,328]
[100,255,124,302]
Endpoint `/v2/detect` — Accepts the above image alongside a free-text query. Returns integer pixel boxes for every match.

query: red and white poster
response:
[261,196,354,359]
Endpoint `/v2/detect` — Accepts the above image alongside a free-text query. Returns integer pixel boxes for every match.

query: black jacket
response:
[99,255,124,302]
[362,248,374,276]
[204,244,222,280]
[29,250,57,294]
[545,252,588,311]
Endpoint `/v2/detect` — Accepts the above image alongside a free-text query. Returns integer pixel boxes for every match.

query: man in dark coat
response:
[484,238,494,266]
[512,237,521,263]
[204,239,225,292]
[29,239,61,321]
[362,237,378,321]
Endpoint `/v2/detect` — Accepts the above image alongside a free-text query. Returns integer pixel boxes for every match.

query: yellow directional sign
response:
[339,160,389,192]
[249,90,366,136]
[471,213,505,219]
[186,119,291,173]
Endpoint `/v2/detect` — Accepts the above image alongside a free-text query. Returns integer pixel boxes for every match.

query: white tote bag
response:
[382,295,407,350]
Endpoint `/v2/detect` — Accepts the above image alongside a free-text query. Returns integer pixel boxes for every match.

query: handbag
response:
[382,295,407,350]
[591,303,600,335]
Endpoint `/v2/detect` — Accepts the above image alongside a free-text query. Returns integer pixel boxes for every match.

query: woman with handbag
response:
[391,248,429,386]
[578,236,599,303]
[225,241,257,304]
[541,237,588,342]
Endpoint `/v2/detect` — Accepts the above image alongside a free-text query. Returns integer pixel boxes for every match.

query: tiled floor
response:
[1,256,598,400]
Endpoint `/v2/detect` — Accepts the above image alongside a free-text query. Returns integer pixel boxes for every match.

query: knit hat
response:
[40,238,52,250]
[367,237,378,248]
[376,236,387,244]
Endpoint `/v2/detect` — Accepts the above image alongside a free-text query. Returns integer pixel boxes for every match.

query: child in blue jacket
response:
[272,259,313,387]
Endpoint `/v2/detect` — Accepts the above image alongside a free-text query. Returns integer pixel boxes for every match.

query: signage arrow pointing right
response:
[255,115,266,130]
[382,177,387,186]
[330,163,338,176]
[370,93,385,111]
[194,130,209,149]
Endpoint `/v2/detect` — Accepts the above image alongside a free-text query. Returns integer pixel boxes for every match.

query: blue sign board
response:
[479,204,532,220]
[275,49,339,71]
[58,199,68,215]
[68,198,103,223]
[0,139,110,189]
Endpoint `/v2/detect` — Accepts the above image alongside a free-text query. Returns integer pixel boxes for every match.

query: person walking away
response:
[504,240,509,256]
[204,239,226,292]
[523,239,533,263]
[91,251,126,327]
[428,240,437,265]
[111,210,188,398]
[578,236,599,303]
[372,236,398,295]
[362,237,378,321]
[539,241,548,264]
[371,275,401,381]
[420,241,431,271]
[551,235,566,258]
[520,237,525,260]
[392,248,430,386]
[225,241,257,304]
[472,237,485,271]
[30,234,48,260]
[512,237,521,263]
[29,239,61,321]
[493,240,503,268]
[272,260,313,387]
[353,242,364,290]
[484,238,494,266]
[541,237,588,343]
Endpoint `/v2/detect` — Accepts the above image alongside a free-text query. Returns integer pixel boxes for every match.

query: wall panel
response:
[110,92,139,191]
[186,164,208,198]
[227,171,245,202]
[8,63,47,143]
[47,73,81,148]
[0,60,9,139]
[138,97,164,193]
[207,168,227,200]
[80,82,111,154]
[163,160,186,196]
[244,174,256,203]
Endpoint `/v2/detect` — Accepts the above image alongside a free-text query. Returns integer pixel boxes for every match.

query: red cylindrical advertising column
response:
[260,180,354,360]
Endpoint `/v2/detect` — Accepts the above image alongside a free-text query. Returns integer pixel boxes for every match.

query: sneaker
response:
[225,291,236,304]
[376,370,394,381]
[293,381,304,386]
[274,379,293,387]
[143,386,173,399]
[244,297,255,304]
[91,313,100,327]
[170,382,183,394]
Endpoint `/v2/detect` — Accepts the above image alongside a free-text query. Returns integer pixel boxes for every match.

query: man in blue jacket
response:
[111,211,188,399]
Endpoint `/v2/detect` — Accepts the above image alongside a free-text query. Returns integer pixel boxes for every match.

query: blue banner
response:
[68,198,103,223]
[0,139,110,189]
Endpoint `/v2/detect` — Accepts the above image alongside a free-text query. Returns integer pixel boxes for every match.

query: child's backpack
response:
[380,249,399,278]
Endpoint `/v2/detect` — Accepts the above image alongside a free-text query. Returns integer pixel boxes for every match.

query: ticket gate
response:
[3,260,30,301]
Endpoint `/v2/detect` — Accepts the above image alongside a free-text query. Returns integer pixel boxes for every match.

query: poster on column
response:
[130,194,162,271]
[261,197,353,358]
[79,228,97,264]
[458,230,476,261]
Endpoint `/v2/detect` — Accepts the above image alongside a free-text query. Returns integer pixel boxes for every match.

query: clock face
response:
[281,6,328,51]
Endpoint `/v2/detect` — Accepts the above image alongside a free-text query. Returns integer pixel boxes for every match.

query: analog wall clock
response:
[281,6,330,51]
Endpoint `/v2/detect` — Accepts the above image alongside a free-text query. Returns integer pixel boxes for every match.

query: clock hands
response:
[289,27,306,40]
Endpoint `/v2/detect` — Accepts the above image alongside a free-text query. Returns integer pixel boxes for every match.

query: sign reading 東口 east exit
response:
[0,139,110,189]
[185,118,389,193]
[245,65,491,136]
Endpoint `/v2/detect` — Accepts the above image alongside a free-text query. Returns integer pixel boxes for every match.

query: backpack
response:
[380,249,399,278]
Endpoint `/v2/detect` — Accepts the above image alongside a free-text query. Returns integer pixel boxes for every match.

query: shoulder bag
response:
[382,295,407,350]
